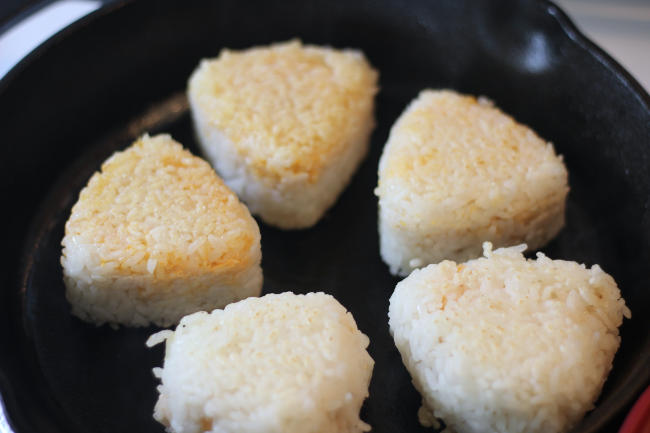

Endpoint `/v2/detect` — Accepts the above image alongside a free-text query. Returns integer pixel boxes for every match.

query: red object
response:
[620,386,650,433]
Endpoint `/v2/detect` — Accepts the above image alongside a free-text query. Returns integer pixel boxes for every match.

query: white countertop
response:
[555,0,650,91]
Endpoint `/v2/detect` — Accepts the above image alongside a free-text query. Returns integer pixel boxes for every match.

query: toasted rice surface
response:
[377,90,568,228]
[62,134,258,280]
[376,89,569,274]
[188,40,378,184]
[61,134,262,326]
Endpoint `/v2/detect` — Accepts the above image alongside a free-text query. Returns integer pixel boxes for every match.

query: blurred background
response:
[556,0,650,91]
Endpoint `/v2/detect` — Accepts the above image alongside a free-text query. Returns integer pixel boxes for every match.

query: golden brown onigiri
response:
[376,90,569,275]
[61,134,262,327]
[188,40,378,229]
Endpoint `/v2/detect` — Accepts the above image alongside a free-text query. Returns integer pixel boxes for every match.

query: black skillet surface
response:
[1,0,649,432]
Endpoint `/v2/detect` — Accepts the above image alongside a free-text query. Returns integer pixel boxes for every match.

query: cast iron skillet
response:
[1,0,649,432]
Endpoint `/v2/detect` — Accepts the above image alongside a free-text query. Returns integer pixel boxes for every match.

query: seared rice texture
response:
[376,90,569,275]
[61,134,262,327]
[388,243,630,433]
[147,292,374,433]
[188,40,378,229]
